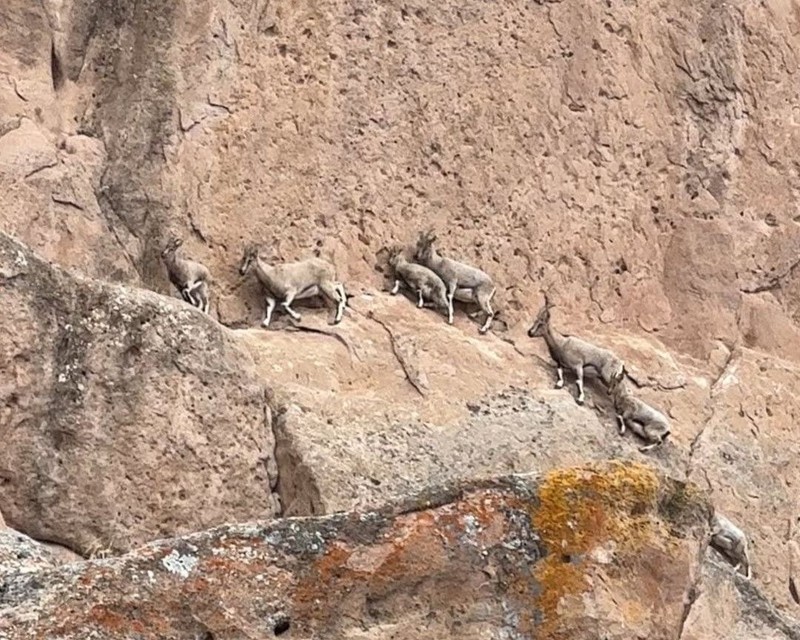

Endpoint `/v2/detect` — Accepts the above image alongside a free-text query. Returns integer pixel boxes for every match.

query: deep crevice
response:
[50,42,64,91]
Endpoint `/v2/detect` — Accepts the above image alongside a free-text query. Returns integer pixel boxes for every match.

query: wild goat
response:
[161,237,211,313]
[710,513,751,579]
[388,246,448,312]
[239,245,346,327]
[527,295,623,404]
[608,368,670,451]
[414,230,496,333]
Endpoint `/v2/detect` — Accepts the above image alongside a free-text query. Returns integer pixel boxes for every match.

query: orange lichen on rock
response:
[525,463,682,639]
[534,463,661,554]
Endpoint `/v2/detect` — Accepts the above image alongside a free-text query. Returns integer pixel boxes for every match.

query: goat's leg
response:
[262,297,277,327]
[639,442,660,452]
[192,282,210,314]
[281,289,303,321]
[184,280,204,308]
[555,366,565,389]
[335,283,347,321]
[574,365,585,404]
[180,287,195,306]
[417,289,425,308]
[477,286,496,334]
[390,280,400,295]
[617,414,627,435]
[446,282,456,324]
[320,281,345,324]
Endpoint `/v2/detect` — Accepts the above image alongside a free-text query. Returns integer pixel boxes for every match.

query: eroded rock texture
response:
[0,464,727,640]
[2,0,800,636]
[0,233,279,556]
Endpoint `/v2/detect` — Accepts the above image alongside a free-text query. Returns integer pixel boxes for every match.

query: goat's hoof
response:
[576,398,584,405]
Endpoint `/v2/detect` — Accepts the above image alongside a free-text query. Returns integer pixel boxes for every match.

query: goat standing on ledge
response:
[388,245,449,313]
[414,230,496,333]
[710,513,752,579]
[161,237,211,313]
[239,245,346,327]
[608,368,670,451]
[527,295,623,404]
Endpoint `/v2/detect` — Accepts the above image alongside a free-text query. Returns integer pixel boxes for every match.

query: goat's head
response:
[414,229,437,262]
[239,244,259,276]
[527,295,553,337]
[608,365,626,394]
[387,244,406,269]
[161,236,182,258]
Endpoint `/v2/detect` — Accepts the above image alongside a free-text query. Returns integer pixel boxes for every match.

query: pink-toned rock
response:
[0,464,723,640]
[0,233,279,556]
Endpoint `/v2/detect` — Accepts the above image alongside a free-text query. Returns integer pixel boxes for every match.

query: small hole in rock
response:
[273,616,291,635]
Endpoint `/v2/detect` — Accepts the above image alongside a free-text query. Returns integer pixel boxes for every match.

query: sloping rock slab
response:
[0,232,278,555]
[2,463,712,639]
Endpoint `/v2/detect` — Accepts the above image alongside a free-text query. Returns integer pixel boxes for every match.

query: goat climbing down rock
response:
[414,230,496,333]
[388,245,449,314]
[161,237,211,313]
[239,244,346,327]
[710,513,752,579]
[527,295,623,404]
[608,368,670,452]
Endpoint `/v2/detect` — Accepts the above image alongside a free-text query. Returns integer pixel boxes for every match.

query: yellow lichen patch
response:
[528,463,666,639]
[534,462,660,555]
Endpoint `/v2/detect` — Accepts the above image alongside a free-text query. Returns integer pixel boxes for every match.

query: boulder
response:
[0,232,279,555]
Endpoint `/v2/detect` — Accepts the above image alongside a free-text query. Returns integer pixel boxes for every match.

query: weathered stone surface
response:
[241,297,692,516]
[681,560,800,640]
[0,233,278,556]
[1,0,800,635]
[0,464,717,639]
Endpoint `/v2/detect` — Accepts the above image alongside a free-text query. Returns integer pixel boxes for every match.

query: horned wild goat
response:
[414,230,496,333]
[239,245,346,327]
[608,368,670,451]
[388,245,449,313]
[161,237,211,313]
[527,295,623,404]
[710,513,751,579]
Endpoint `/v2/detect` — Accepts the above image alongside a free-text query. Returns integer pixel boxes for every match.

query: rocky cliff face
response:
[2,0,800,637]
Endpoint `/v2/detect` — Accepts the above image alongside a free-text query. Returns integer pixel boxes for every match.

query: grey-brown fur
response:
[161,237,211,313]
[608,369,670,451]
[710,513,751,579]
[527,295,623,404]
[414,230,496,333]
[239,245,346,327]
[388,246,448,313]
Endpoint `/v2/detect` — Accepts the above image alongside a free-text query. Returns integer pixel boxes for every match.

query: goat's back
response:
[426,254,491,288]
[398,262,445,285]
[270,257,337,282]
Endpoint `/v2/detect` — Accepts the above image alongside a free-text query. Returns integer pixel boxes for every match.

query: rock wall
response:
[0,464,722,639]
[2,0,800,636]
[0,233,279,555]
